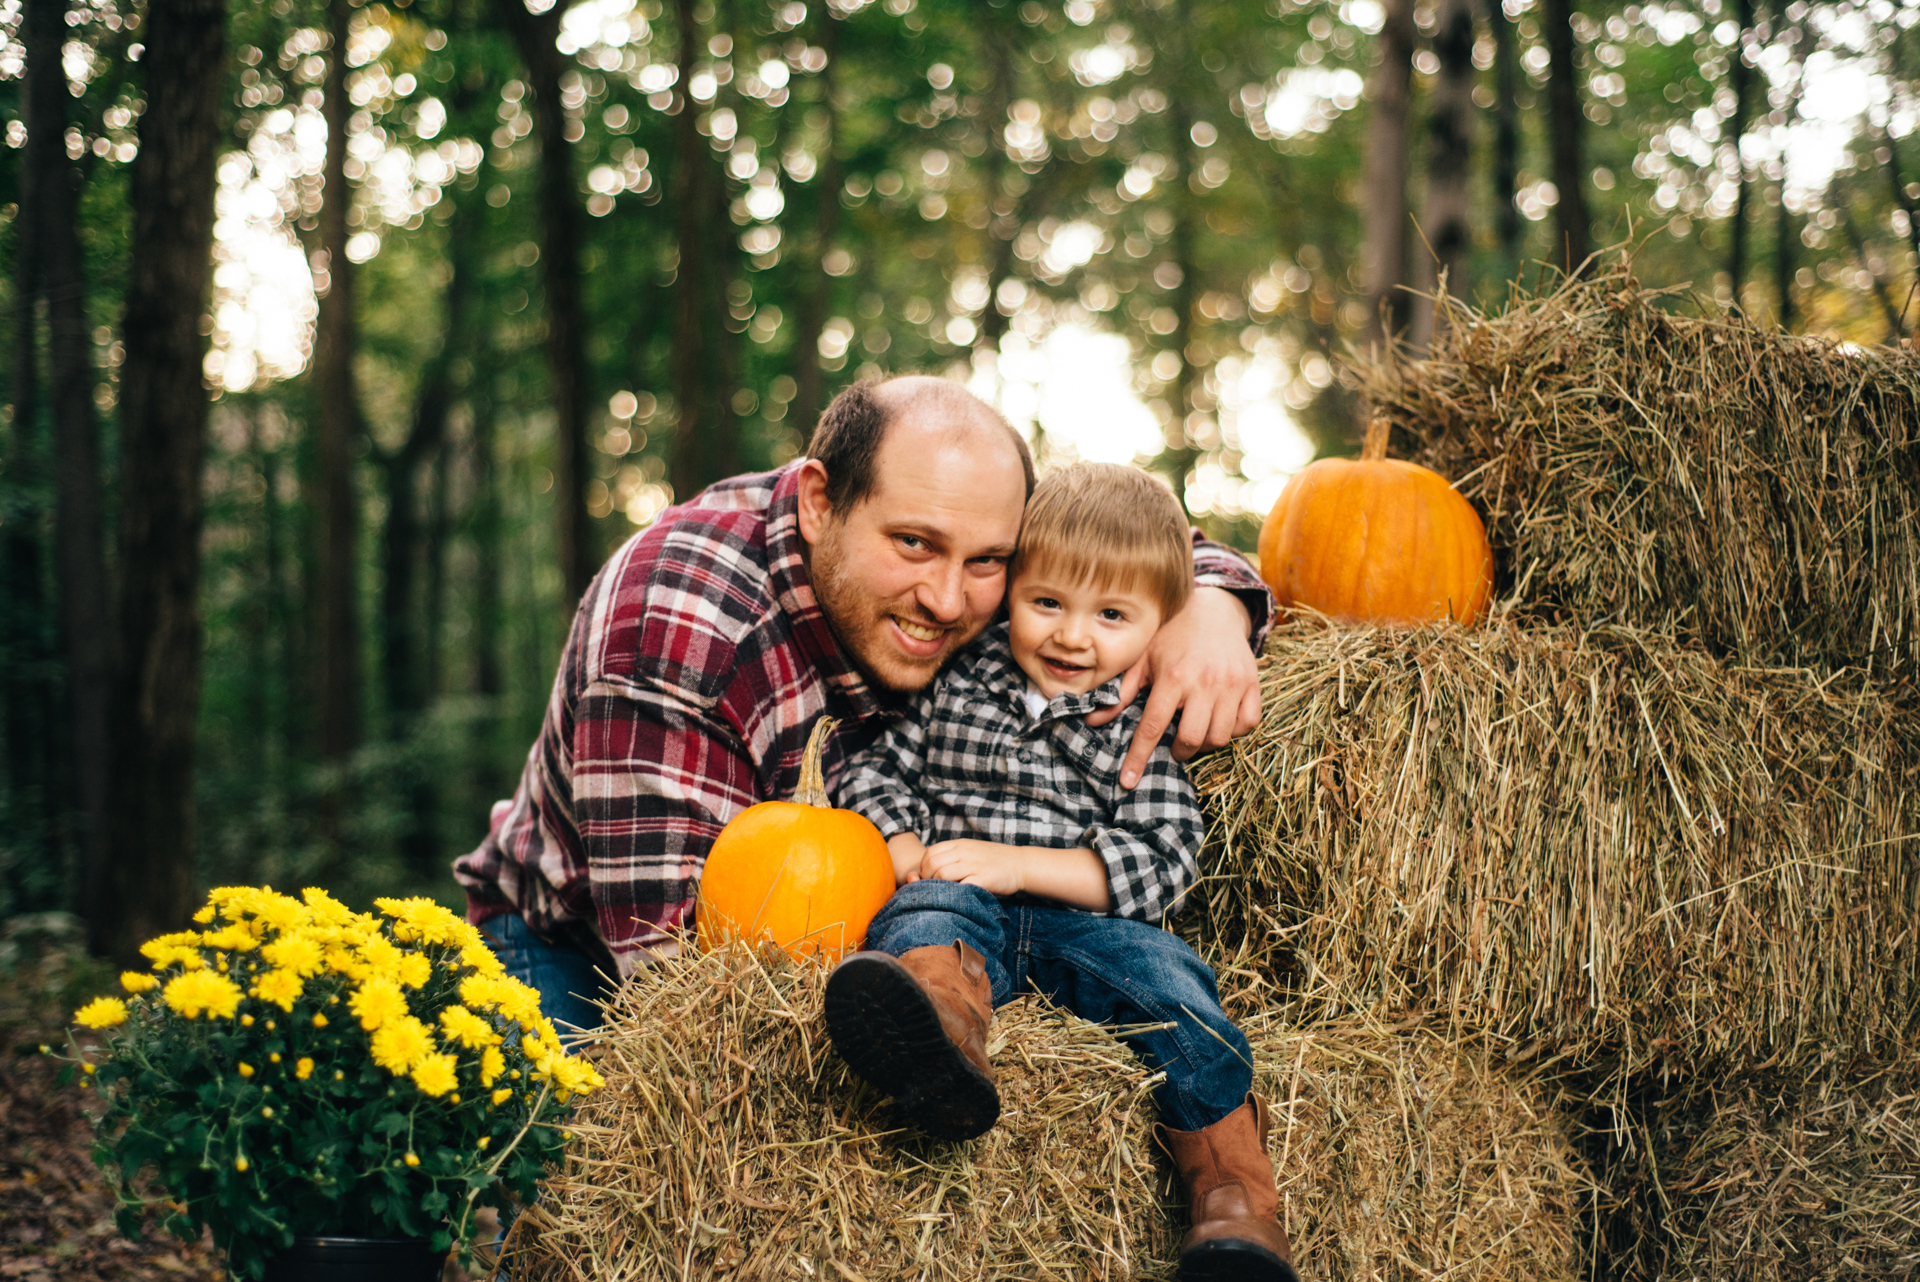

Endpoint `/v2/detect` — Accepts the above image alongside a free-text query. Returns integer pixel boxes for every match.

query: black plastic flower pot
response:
[262,1237,445,1282]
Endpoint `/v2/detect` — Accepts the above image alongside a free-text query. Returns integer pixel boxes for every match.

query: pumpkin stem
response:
[793,716,837,807]
[1362,417,1392,462]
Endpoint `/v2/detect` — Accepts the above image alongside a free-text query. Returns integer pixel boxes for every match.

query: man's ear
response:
[795,458,834,546]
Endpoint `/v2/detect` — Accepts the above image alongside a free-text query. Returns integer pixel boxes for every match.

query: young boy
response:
[827,462,1297,1282]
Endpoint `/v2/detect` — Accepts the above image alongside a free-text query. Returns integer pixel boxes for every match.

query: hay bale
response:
[1186,619,1920,1086]
[509,950,1588,1280]
[1250,1012,1587,1282]
[1580,1067,1920,1280]
[1352,270,1920,674]
[510,946,1180,1281]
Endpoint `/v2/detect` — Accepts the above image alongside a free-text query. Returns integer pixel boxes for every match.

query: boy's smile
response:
[1007,568,1164,700]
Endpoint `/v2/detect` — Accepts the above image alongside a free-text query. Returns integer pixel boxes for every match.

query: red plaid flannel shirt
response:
[453,462,1272,977]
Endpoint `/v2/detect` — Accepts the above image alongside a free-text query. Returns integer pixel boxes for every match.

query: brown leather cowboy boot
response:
[824,941,999,1140]
[1155,1094,1299,1282]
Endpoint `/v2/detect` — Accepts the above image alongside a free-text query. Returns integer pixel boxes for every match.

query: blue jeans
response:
[864,880,1252,1132]
[481,913,615,1032]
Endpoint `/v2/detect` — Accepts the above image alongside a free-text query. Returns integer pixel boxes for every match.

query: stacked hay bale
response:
[1358,273,1920,674]
[1181,268,1920,1279]
[511,949,1585,1282]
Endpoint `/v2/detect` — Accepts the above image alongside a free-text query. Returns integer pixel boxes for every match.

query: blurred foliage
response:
[3,0,1919,924]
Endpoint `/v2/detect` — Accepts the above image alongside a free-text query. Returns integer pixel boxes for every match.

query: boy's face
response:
[1007,564,1165,700]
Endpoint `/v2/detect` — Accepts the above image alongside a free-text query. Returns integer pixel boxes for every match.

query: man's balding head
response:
[805,376,1036,514]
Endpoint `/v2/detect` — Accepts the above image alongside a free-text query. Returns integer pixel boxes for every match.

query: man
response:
[455,376,1272,1028]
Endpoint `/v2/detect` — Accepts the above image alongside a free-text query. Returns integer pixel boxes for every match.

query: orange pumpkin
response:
[1258,418,1492,626]
[696,717,896,963]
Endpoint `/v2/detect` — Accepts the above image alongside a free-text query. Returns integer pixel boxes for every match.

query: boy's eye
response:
[1032,596,1060,610]
[1099,608,1127,622]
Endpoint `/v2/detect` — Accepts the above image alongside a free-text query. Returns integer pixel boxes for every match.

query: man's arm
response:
[1087,532,1272,786]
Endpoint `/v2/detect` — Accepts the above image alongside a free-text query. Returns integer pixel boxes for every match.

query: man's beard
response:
[809,527,976,693]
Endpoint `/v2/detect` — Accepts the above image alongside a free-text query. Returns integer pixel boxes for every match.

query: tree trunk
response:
[1361,0,1416,353]
[3,110,58,911]
[1541,0,1592,272]
[973,8,1025,366]
[495,0,592,602]
[1725,0,1756,308]
[671,0,711,501]
[313,0,362,772]
[27,0,114,913]
[1161,3,1201,495]
[101,0,224,962]
[1411,0,1477,351]
[1485,0,1521,285]
[787,4,840,441]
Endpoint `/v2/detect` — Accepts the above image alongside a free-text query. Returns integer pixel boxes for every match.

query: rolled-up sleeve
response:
[1192,531,1275,651]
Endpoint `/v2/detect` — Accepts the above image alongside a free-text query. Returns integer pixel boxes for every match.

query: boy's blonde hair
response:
[1012,461,1193,620]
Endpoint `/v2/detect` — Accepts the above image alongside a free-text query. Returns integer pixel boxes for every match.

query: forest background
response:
[2,0,1916,964]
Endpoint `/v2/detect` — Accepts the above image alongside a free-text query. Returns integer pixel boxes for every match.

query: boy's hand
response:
[887,833,928,887]
[1087,585,1261,787]
[920,840,1027,897]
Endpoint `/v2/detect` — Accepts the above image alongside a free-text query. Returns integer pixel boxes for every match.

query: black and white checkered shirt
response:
[836,623,1204,925]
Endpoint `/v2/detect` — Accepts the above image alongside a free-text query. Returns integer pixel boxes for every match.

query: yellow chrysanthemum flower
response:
[460,973,544,1028]
[201,923,258,953]
[369,1015,433,1075]
[410,1052,459,1097]
[552,1056,605,1096]
[141,932,207,971]
[295,1057,314,1080]
[238,1062,255,1078]
[261,934,325,977]
[490,1087,513,1106]
[193,905,217,924]
[349,978,408,1031]
[250,890,308,935]
[73,996,129,1028]
[256,968,304,1013]
[458,942,505,977]
[300,887,363,930]
[358,934,404,975]
[163,971,243,1020]
[439,1005,498,1052]
[394,953,432,990]
[479,1046,506,1087]
[120,971,159,994]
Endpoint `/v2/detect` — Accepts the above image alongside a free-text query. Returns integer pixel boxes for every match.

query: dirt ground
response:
[0,915,225,1282]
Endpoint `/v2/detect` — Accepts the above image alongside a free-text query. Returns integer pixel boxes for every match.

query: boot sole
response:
[1178,1239,1299,1282]
[824,953,1000,1141]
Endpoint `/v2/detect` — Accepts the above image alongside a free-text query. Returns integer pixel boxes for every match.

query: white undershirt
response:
[1022,683,1051,719]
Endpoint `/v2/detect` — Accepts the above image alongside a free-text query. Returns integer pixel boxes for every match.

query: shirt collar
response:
[968,623,1124,723]
[763,463,889,722]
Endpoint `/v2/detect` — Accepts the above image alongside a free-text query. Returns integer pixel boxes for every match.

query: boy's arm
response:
[1083,741,1207,923]
[835,714,935,887]
[919,840,1112,911]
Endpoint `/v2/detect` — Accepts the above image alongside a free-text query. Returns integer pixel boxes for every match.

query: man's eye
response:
[895,535,926,551]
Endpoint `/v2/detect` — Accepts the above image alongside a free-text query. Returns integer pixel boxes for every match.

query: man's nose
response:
[917,560,966,623]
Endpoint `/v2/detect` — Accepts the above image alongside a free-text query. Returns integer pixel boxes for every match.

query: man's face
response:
[802,423,1027,693]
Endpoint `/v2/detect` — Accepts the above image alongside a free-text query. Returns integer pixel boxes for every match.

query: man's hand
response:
[1087,584,1262,787]
[920,839,1027,897]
